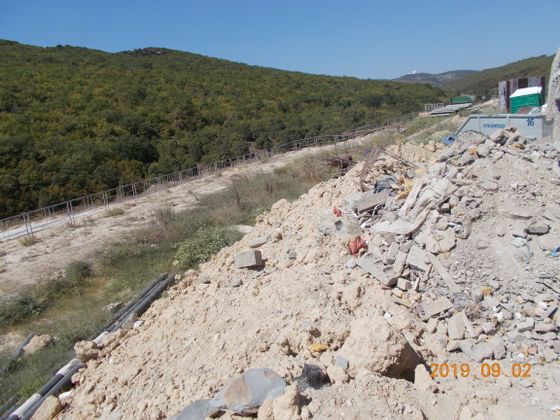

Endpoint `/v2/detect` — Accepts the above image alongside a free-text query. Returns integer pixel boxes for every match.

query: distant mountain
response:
[444,55,553,97]
[394,54,554,97]
[394,70,477,86]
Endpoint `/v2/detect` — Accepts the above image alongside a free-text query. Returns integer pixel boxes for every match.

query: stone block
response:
[447,311,466,340]
[396,278,412,291]
[235,250,263,268]
[417,297,453,320]
[354,191,388,214]
[384,242,399,265]
[248,237,268,248]
[517,318,535,333]
[406,245,430,272]
[356,254,397,286]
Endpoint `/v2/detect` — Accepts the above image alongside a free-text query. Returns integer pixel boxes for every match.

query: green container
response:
[510,93,542,113]
[451,95,473,104]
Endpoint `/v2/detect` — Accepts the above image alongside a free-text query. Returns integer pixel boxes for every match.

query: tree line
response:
[0,40,445,218]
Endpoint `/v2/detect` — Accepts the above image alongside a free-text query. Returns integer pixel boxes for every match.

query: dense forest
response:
[0,40,445,218]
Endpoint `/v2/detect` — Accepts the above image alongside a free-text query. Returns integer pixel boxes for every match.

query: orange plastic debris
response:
[348,236,368,256]
[333,207,342,217]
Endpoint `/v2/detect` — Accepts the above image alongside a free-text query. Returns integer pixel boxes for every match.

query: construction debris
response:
[234,250,263,268]
[60,128,560,419]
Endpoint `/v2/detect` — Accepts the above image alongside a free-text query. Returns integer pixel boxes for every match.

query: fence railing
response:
[0,112,417,243]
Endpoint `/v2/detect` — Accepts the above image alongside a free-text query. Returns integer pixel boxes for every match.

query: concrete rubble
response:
[59,133,560,419]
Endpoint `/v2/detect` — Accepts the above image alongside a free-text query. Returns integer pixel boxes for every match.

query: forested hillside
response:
[0,40,444,218]
[445,54,553,97]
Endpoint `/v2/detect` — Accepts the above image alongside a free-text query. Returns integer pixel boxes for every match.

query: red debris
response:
[333,207,342,217]
[348,236,368,256]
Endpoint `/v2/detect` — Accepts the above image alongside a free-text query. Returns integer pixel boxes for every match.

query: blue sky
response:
[1,0,559,79]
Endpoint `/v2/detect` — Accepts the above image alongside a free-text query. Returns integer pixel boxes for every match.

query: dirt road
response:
[0,132,383,299]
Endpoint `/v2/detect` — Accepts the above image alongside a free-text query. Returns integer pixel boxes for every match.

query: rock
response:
[447,312,466,340]
[74,340,100,363]
[249,236,268,248]
[30,396,62,420]
[525,221,550,235]
[103,302,124,314]
[234,225,254,234]
[477,141,494,157]
[294,364,330,391]
[459,150,475,166]
[488,336,506,360]
[121,313,138,330]
[343,283,363,309]
[392,251,408,276]
[171,399,219,420]
[417,297,453,321]
[384,242,399,265]
[235,250,263,268]
[482,322,496,335]
[406,245,430,272]
[414,364,436,392]
[354,191,388,214]
[258,384,301,420]
[356,254,396,286]
[499,206,533,220]
[464,341,493,362]
[397,278,412,291]
[425,229,456,254]
[479,180,498,191]
[534,322,558,333]
[326,364,349,384]
[335,354,349,369]
[517,319,535,333]
[23,334,53,354]
[338,316,421,379]
[426,318,438,334]
[213,368,286,414]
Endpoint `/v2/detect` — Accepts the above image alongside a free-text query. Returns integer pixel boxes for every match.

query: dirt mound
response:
[58,131,560,419]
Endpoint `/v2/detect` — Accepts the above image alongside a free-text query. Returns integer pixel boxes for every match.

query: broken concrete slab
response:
[384,242,399,265]
[488,336,506,360]
[356,254,396,286]
[248,236,268,248]
[354,190,388,214]
[517,319,535,333]
[498,206,533,220]
[392,251,407,276]
[447,311,466,340]
[214,368,286,414]
[425,229,456,254]
[235,250,263,268]
[428,254,460,293]
[396,278,412,291]
[417,296,453,320]
[406,245,430,272]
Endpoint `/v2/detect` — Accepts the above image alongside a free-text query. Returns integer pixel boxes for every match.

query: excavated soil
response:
[59,130,560,420]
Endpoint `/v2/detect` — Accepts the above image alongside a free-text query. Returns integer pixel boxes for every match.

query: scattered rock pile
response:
[58,134,560,419]
[339,128,560,366]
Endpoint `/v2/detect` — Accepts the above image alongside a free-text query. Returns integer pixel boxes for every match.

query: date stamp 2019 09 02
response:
[430,362,532,379]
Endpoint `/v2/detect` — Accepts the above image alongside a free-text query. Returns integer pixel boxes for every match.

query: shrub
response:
[105,207,125,217]
[0,261,93,327]
[175,225,241,269]
[0,295,44,326]
[19,236,39,247]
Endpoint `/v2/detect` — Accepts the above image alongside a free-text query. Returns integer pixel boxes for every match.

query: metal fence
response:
[0,112,417,243]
